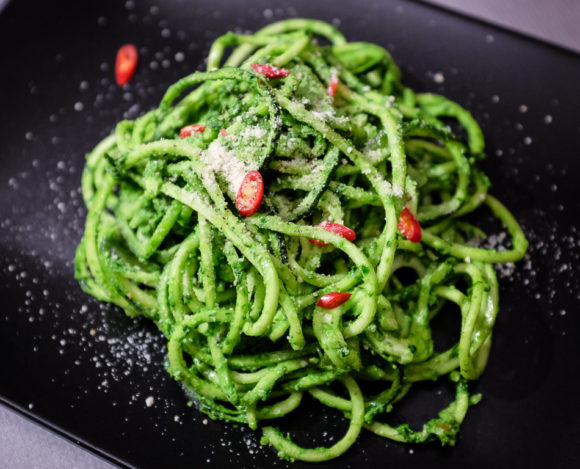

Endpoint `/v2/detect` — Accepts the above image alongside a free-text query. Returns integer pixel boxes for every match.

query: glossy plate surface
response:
[1,1,579,468]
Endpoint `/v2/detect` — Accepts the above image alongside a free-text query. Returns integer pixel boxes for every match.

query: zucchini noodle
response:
[75,19,528,462]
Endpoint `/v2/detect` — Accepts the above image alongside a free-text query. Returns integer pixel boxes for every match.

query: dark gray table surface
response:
[422,0,580,54]
[1,1,578,468]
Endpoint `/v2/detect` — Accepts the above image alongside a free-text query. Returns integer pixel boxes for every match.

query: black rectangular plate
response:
[1,1,579,468]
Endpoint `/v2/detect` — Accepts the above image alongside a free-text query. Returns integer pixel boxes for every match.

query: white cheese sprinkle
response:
[433,72,445,84]
[201,141,249,196]
[312,111,327,121]
[241,125,267,139]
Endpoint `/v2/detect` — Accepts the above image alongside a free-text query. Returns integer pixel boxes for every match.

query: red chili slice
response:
[115,44,138,86]
[250,63,289,78]
[327,75,339,97]
[236,171,264,217]
[219,128,229,137]
[398,207,422,243]
[179,124,206,138]
[317,292,352,309]
[310,222,356,246]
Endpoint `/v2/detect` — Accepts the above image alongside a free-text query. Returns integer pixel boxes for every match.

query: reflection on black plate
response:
[0,1,579,468]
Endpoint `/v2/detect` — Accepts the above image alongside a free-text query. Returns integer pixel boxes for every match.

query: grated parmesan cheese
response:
[200,141,250,196]
[241,125,267,139]
[311,111,327,121]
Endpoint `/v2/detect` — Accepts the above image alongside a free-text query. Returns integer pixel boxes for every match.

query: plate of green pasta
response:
[75,17,529,463]
[2,0,579,468]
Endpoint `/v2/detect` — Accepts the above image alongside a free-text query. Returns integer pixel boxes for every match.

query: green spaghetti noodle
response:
[75,19,528,462]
